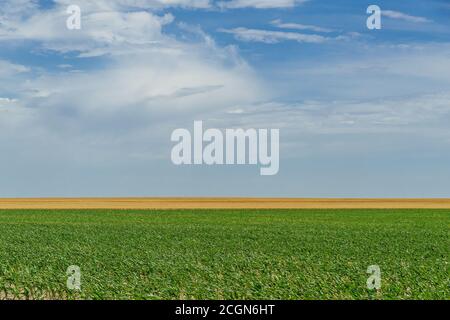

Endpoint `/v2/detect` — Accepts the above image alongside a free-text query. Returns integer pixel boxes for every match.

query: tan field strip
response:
[0,198,449,209]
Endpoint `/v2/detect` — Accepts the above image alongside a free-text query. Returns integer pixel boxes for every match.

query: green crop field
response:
[0,209,448,300]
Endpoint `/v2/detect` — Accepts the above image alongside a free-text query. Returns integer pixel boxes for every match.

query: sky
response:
[0,0,449,198]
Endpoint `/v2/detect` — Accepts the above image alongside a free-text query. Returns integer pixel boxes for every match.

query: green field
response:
[0,209,448,300]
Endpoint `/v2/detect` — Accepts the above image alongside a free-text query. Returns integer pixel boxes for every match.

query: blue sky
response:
[0,0,449,197]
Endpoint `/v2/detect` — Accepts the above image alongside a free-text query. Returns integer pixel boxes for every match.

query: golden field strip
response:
[0,198,449,209]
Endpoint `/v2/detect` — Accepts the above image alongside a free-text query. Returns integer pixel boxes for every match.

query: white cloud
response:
[0,0,270,177]
[220,27,327,43]
[119,0,211,9]
[0,0,39,15]
[0,1,267,170]
[218,0,308,9]
[53,0,212,10]
[0,0,313,56]
[0,1,177,57]
[382,10,430,23]
[0,97,18,104]
[271,19,335,33]
[0,60,30,77]
[230,93,450,134]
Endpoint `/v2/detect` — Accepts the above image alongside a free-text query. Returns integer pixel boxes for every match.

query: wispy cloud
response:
[221,92,450,136]
[0,2,176,57]
[220,27,327,43]
[0,97,18,104]
[0,60,30,77]
[271,19,335,33]
[382,10,431,23]
[218,0,308,9]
